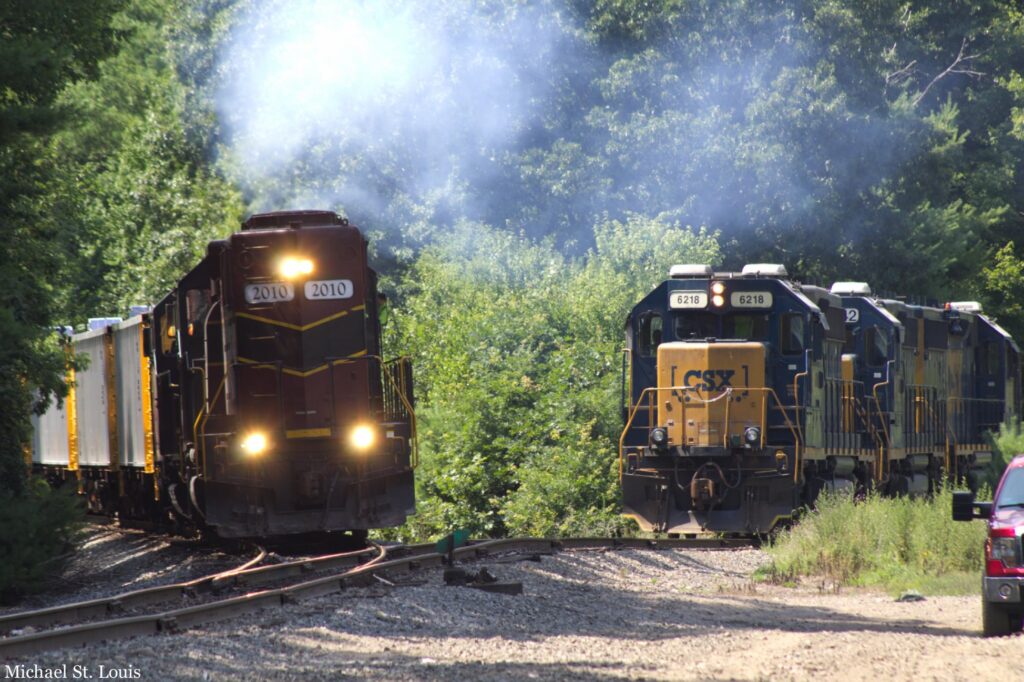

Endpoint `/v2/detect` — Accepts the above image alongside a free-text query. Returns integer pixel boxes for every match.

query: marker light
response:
[351,425,375,450]
[712,294,725,307]
[240,432,268,456]
[279,257,314,280]
[711,281,726,295]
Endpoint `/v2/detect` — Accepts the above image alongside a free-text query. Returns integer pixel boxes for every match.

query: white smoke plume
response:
[217,0,571,246]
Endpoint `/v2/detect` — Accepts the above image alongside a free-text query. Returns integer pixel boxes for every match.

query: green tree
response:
[41,0,243,322]
[390,217,719,538]
[978,242,1024,342]
[0,0,124,494]
[0,0,123,601]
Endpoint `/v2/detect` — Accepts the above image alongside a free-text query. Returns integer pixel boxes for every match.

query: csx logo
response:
[681,369,736,390]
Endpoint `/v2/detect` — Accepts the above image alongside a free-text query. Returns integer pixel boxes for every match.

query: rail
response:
[0,536,752,657]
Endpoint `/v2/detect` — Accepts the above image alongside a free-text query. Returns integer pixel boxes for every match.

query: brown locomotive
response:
[30,210,416,539]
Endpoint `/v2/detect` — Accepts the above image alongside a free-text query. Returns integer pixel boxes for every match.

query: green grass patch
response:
[762,486,988,596]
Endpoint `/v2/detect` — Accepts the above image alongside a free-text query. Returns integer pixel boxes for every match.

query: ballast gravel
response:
[0,525,260,618]
[5,531,1023,681]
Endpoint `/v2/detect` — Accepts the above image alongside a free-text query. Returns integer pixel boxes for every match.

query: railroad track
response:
[0,536,751,658]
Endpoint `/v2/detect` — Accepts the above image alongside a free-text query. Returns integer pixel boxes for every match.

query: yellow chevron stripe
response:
[237,349,368,378]
[286,428,332,439]
[236,304,366,332]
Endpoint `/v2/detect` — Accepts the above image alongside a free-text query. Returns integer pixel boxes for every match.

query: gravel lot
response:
[3,529,1022,681]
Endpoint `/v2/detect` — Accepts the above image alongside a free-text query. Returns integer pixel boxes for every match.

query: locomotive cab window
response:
[675,312,717,340]
[781,313,805,355]
[159,313,177,356]
[980,341,1001,374]
[843,326,856,354]
[723,313,769,341]
[637,312,663,357]
[866,326,888,366]
[186,289,211,328]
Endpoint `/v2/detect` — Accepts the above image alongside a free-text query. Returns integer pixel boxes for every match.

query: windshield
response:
[996,468,1024,508]
[674,313,770,341]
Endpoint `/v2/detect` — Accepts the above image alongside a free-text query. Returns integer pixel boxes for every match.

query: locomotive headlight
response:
[711,281,726,295]
[712,294,725,307]
[351,424,375,450]
[240,431,268,456]
[744,426,761,445]
[279,257,314,280]
[650,427,669,449]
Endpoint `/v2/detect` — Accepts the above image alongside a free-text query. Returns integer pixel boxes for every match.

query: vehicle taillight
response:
[986,527,1022,576]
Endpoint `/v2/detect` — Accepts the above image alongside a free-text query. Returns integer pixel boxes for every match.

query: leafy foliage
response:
[388,217,719,539]
[0,480,84,604]
[41,0,244,323]
[0,0,124,496]
[0,0,236,598]
[5,0,1024,551]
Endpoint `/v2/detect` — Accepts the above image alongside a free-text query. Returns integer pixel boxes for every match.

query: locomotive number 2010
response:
[245,282,295,304]
[305,279,354,300]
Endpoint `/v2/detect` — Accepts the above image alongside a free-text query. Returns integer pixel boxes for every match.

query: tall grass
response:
[994,420,1024,469]
[763,486,988,595]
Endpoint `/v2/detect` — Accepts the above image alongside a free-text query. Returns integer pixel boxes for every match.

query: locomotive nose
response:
[656,341,767,453]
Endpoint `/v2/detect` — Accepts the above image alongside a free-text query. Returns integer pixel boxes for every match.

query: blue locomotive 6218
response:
[620,263,1020,534]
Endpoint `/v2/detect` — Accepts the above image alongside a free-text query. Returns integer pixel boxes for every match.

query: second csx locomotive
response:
[620,263,1020,534]
[30,210,417,539]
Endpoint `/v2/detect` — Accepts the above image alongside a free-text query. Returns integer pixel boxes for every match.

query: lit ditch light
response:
[240,431,268,456]
[351,424,375,450]
[279,257,315,280]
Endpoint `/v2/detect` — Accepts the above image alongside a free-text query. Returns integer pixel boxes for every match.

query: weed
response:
[762,485,987,595]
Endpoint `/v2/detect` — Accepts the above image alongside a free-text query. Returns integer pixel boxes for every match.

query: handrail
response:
[618,385,803,482]
[197,377,225,480]
[620,348,631,416]
[792,351,810,445]
[363,354,419,469]
[870,375,891,481]
[202,300,220,413]
[918,393,955,472]
[870,360,894,446]
[829,376,885,448]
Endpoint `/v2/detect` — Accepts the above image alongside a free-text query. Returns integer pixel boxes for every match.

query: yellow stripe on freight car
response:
[66,363,79,471]
[140,323,155,475]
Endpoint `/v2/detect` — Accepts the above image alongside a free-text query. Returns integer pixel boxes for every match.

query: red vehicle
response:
[953,454,1024,636]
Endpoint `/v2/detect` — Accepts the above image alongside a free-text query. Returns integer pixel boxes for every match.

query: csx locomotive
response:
[621,263,1020,534]
[29,210,417,539]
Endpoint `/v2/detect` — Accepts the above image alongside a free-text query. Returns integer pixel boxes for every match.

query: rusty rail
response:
[0,536,752,658]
